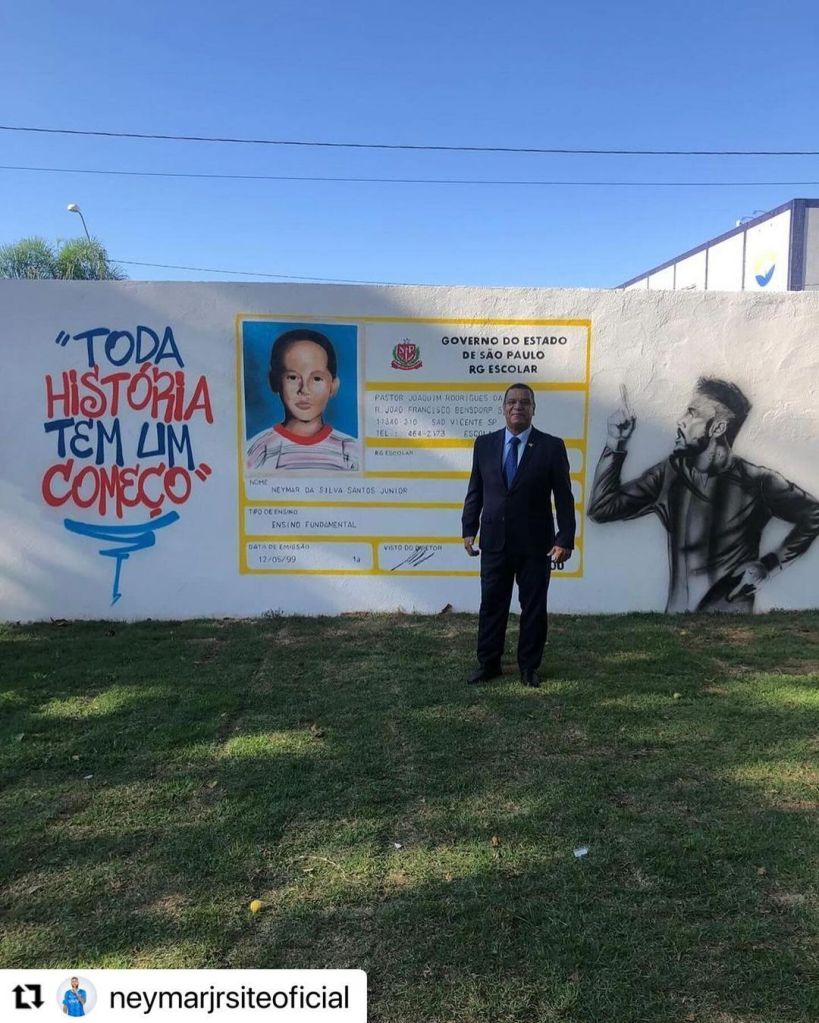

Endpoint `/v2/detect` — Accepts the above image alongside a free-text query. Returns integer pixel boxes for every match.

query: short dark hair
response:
[696,377,751,443]
[503,383,536,404]
[268,329,338,396]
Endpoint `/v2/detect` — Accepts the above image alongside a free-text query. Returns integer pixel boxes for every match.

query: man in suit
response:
[462,383,576,687]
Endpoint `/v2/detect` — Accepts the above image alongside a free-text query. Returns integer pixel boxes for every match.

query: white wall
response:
[647,266,675,290]
[674,250,707,291]
[705,233,745,291]
[2,281,819,619]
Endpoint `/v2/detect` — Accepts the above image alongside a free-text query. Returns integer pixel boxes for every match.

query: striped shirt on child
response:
[247,424,361,472]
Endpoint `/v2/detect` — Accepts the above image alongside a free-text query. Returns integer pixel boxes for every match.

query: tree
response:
[0,236,126,280]
[0,237,57,279]
[55,238,127,280]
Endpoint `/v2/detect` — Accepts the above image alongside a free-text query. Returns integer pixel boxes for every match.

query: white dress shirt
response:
[503,425,532,471]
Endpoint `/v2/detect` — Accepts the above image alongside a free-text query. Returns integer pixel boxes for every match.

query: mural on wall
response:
[588,379,819,612]
[6,279,819,621]
[41,325,214,603]
[243,322,361,474]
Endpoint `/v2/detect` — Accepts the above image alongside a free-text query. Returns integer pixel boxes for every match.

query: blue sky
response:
[2,0,818,287]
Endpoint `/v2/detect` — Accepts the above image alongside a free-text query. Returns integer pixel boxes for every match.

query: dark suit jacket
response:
[462,427,576,555]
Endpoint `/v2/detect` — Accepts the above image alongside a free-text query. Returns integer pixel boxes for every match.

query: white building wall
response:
[647,266,675,290]
[674,250,707,290]
[704,233,745,291]
[621,205,819,293]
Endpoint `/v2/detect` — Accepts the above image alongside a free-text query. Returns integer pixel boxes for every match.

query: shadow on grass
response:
[1,613,818,1021]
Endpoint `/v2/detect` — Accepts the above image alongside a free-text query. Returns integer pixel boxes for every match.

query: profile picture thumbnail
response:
[57,976,97,1017]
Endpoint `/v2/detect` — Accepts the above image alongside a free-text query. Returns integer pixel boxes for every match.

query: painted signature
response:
[389,545,438,571]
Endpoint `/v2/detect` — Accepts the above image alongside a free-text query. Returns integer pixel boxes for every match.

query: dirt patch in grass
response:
[706,657,755,676]
[713,625,757,643]
[384,869,411,888]
[777,658,819,675]
[769,891,809,909]
[146,893,190,918]
[774,799,819,812]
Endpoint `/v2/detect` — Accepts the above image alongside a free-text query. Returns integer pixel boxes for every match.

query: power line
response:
[2,123,819,156]
[114,259,416,286]
[3,164,818,189]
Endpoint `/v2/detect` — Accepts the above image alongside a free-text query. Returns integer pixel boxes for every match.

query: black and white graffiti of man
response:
[588,378,819,613]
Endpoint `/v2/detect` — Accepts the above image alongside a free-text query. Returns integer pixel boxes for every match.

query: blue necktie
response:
[504,435,521,488]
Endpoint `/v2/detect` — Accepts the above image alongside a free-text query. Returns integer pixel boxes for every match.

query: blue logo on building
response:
[754,252,777,287]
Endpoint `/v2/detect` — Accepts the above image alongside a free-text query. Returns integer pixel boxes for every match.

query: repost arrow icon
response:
[12,984,43,1010]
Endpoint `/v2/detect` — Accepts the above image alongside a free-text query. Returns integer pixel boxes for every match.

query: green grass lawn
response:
[1,612,818,1022]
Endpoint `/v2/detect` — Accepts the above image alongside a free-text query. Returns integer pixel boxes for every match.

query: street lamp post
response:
[66,202,106,278]
[66,203,92,242]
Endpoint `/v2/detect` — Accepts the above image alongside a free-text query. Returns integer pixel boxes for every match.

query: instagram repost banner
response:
[2,970,367,1021]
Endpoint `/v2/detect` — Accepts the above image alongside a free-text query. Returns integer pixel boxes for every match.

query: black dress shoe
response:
[467,664,502,685]
[520,669,540,688]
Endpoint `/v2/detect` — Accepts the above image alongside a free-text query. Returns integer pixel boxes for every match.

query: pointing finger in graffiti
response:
[607,383,637,441]
[619,383,637,419]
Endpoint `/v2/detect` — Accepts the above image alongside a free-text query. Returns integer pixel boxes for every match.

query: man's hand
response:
[549,545,572,565]
[463,536,479,557]
[607,383,636,444]
[727,560,769,601]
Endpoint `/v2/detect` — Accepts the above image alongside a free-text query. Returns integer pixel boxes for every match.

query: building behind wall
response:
[618,198,819,292]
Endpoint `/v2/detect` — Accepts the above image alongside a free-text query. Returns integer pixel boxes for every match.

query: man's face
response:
[279,340,339,425]
[70,979,79,990]
[675,393,727,453]
[503,388,535,434]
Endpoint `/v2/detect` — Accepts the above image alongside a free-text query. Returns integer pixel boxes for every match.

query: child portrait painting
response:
[242,321,361,475]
